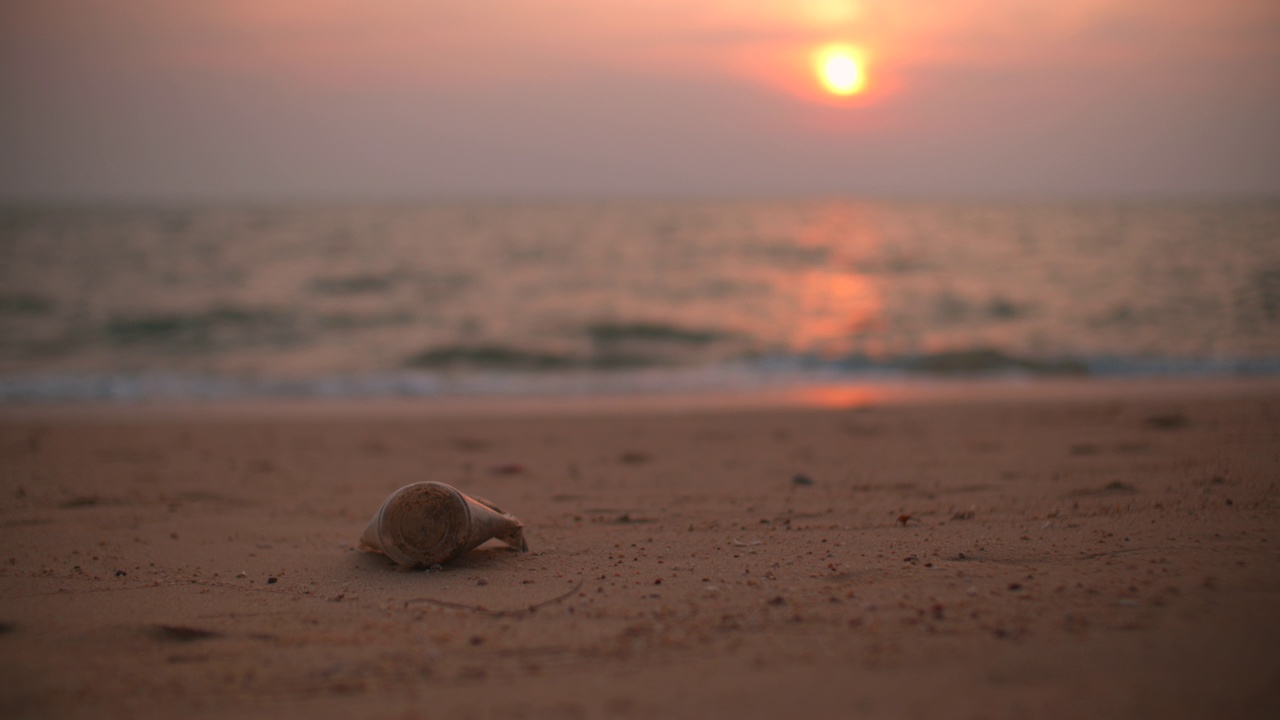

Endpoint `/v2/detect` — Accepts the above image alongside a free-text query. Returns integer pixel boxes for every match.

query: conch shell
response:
[359,482,528,568]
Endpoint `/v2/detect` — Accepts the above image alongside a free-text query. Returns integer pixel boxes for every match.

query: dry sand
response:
[1,379,1278,719]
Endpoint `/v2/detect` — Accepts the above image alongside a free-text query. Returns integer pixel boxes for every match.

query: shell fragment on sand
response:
[359,482,528,568]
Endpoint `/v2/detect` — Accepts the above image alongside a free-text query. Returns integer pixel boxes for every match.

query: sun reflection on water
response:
[773,203,885,358]
[784,383,888,409]
[788,269,882,355]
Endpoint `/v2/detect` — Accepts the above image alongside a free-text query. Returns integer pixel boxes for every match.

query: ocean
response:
[1,198,1278,402]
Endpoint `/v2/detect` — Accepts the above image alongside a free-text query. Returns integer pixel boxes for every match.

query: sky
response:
[2,0,1279,202]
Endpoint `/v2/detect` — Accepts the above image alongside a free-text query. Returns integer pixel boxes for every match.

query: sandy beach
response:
[2,378,1278,719]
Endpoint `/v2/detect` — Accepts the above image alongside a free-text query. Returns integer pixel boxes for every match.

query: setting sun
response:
[814,44,866,96]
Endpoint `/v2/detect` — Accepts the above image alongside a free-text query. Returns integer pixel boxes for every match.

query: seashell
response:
[359,482,528,568]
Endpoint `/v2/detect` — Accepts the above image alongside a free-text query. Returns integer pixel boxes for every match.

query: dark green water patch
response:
[106,307,297,348]
[0,293,54,315]
[404,345,575,370]
[309,274,395,295]
[320,311,413,330]
[1255,267,1280,322]
[901,348,1088,376]
[586,321,732,345]
[985,296,1030,320]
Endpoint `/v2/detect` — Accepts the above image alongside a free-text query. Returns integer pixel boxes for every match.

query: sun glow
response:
[814,44,866,96]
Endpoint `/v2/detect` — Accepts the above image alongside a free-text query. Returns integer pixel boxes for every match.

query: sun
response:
[814,44,866,96]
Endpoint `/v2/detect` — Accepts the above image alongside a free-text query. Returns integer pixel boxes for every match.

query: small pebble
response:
[267,577,278,585]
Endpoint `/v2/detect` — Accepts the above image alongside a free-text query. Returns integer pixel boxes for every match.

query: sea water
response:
[1,198,1278,401]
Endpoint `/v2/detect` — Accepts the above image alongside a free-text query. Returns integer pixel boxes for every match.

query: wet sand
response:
[2,379,1279,719]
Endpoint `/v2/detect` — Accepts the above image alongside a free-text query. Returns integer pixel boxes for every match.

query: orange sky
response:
[2,0,1278,200]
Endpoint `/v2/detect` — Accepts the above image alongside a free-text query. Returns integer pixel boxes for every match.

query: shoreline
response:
[4,375,1280,421]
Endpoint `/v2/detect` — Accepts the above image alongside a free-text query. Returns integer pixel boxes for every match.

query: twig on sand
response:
[404,577,585,617]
